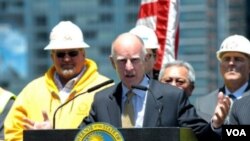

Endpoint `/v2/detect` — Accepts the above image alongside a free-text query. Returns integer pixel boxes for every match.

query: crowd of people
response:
[1,21,249,141]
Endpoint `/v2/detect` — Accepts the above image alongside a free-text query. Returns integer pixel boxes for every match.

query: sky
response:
[0,24,28,79]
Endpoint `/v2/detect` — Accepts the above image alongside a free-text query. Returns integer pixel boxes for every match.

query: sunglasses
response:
[55,50,79,58]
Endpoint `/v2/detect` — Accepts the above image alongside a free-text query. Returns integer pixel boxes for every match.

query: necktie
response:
[226,94,236,123]
[122,91,135,128]
[228,94,236,101]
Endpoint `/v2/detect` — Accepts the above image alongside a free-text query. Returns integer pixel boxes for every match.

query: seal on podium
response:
[75,122,124,141]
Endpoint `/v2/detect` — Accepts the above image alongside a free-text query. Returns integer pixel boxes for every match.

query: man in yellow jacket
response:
[4,21,111,141]
[0,87,15,141]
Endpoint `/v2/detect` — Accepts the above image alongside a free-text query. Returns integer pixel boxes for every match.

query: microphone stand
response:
[52,79,113,129]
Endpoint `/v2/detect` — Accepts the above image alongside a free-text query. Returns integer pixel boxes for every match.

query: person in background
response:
[194,34,250,122]
[81,32,231,141]
[0,87,15,141]
[158,60,195,97]
[129,25,159,79]
[4,21,110,141]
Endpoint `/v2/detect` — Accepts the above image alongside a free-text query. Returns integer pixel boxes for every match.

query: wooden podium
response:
[23,127,198,141]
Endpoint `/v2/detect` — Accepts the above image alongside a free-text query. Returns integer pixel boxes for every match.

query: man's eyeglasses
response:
[55,50,79,58]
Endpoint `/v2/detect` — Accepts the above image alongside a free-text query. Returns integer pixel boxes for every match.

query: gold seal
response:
[75,122,124,141]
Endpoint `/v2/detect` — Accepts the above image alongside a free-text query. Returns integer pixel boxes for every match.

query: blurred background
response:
[0,0,249,100]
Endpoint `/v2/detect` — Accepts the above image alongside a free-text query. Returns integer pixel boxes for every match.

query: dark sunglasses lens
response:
[56,51,79,58]
[56,52,66,58]
[68,51,79,57]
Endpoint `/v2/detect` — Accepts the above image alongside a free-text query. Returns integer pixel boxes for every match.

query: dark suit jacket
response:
[229,94,250,124]
[194,83,250,122]
[82,79,220,140]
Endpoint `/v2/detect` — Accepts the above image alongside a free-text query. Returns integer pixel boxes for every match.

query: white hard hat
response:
[129,25,159,49]
[44,21,90,50]
[216,34,250,61]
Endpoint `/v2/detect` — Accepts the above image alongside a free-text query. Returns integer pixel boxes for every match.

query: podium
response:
[23,127,198,141]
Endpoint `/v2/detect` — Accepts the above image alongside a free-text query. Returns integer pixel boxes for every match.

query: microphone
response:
[131,85,163,126]
[52,79,114,129]
[87,80,114,93]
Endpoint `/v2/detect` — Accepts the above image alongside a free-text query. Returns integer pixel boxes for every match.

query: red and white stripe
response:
[136,0,180,72]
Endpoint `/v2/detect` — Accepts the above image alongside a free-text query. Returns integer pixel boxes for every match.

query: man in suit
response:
[194,34,250,122]
[82,33,230,140]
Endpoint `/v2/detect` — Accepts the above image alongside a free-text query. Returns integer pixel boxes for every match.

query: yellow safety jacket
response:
[4,59,111,141]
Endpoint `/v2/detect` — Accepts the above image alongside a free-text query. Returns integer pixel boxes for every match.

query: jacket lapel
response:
[107,83,123,127]
[242,82,250,97]
[143,80,163,127]
[243,81,250,96]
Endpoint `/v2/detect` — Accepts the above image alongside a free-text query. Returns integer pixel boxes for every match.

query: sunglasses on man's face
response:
[55,50,79,58]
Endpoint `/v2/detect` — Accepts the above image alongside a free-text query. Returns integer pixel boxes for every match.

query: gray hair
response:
[159,60,196,84]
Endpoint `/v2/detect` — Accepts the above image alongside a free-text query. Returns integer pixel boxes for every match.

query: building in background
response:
[179,0,247,100]
[0,0,27,93]
[0,0,248,96]
[0,0,140,93]
[24,0,140,82]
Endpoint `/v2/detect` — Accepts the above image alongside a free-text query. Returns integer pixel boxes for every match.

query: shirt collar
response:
[122,75,150,98]
[225,82,248,99]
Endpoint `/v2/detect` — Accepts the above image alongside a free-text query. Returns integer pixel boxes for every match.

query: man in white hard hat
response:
[194,34,250,122]
[129,25,159,79]
[4,21,111,141]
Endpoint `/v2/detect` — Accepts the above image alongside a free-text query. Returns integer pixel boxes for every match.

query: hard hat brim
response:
[44,41,90,50]
[216,50,250,61]
[217,34,250,61]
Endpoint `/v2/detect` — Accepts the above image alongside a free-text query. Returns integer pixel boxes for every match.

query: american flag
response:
[136,0,180,78]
